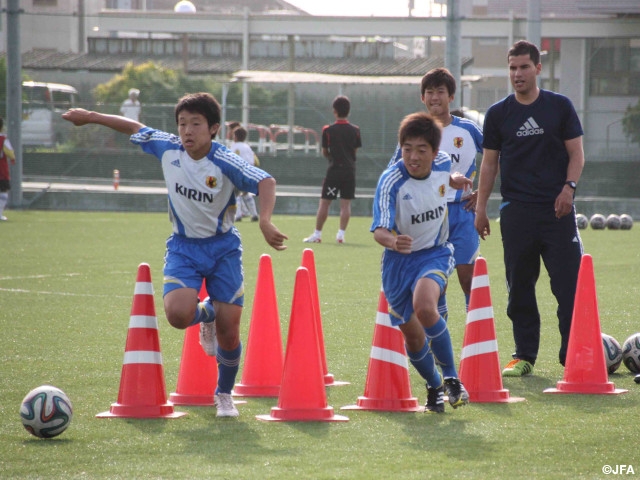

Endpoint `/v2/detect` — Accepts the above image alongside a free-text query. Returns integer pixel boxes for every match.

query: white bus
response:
[22,81,79,146]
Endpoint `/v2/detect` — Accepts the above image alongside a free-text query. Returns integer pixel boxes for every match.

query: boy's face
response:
[401,136,438,179]
[177,110,219,160]
[508,54,541,96]
[421,85,452,117]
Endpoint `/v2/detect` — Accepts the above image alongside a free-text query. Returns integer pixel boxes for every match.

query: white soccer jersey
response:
[131,127,270,238]
[441,116,483,202]
[229,141,255,165]
[372,151,451,252]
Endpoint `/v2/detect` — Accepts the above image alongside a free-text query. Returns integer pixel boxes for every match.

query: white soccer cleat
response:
[215,393,239,417]
[303,233,322,243]
[199,321,217,357]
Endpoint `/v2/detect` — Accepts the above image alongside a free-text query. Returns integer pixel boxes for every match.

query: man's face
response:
[508,54,541,95]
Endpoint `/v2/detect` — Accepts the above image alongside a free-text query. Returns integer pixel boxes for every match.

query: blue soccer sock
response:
[407,340,442,388]
[189,298,215,326]
[437,294,448,322]
[425,318,457,378]
[216,343,242,394]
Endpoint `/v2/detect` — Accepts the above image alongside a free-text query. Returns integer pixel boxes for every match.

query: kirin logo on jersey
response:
[206,176,217,188]
[453,137,464,148]
[439,184,446,197]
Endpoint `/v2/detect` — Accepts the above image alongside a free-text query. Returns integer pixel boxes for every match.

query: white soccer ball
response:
[20,385,73,439]
[606,214,621,230]
[576,213,588,230]
[589,214,606,230]
[622,333,640,374]
[620,214,633,230]
[601,333,623,374]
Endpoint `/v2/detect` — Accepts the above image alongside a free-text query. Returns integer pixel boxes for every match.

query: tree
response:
[622,100,640,145]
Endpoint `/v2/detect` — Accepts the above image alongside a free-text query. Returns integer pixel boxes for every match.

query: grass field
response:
[1,210,639,479]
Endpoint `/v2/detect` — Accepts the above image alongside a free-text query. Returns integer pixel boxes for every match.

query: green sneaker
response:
[502,359,534,377]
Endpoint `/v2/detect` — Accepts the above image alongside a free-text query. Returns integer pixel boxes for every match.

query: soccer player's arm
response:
[3,141,15,163]
[62,108,144,136]
[555,135,585,218]
[474,148,500,240]
[256,177,288,251]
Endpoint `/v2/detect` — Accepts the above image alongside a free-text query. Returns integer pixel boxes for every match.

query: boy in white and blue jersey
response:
[372,112,472,413]
[388,68,483,318]
[63,93,288,417]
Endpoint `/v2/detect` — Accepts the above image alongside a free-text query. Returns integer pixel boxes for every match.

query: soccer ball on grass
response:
[622,333,640,374]
[620,214,633,230]
[589,214,606,230]
[20,385,73,439]
[601,333,623,374]
[606,214,621,230]
[576,213,588,230]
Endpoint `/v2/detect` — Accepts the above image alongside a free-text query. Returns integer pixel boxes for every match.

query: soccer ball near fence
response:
[576,213,588,230]
[589,214,606,230]
[620,214,633,230]
[601,333,623,374]
[606,214,621,230]
[622,333,640,374]
[20,385,73,439]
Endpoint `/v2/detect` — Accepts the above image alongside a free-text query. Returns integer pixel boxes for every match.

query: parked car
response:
[22,81,79,146]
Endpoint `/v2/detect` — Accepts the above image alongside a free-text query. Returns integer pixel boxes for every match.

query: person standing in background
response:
[120,88,141,122]
[0,117,16,221]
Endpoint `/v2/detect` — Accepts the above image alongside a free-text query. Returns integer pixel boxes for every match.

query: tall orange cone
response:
[257,267,348,422]
[545,254,627,395]
[300,248,349,386]
[342,288,422,412]
[97,263,186,418]
[458,257,525,403]
[234,254,284,397]
[169,281,218,405]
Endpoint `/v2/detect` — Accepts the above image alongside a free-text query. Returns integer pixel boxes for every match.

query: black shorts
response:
[321,167,356,200]
[0,180,10,192]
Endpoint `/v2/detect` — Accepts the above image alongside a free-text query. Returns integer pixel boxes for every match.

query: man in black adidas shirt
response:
[475,40,585,377]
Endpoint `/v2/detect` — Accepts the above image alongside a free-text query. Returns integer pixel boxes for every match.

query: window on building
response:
[589,38,640,96]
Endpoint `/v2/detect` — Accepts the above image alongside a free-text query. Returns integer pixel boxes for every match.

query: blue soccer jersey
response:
[441,116,483,202]
[130,127,271,238]
[372,151,452,252]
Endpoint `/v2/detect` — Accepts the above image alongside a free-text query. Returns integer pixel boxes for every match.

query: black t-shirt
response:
[321,120,362,171]
[483,90,583,203]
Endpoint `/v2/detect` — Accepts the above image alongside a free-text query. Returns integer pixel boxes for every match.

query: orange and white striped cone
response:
[342,288,422,412]
[97,263,186,418]
[458,257,525,403]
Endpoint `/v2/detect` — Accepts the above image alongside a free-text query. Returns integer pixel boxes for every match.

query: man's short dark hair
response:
[332,95,351,118]
[508,40,541,65]
[233,126,248,142]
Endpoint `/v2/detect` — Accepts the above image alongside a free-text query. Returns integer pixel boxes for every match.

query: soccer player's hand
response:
[393,234,412,254]
[260,221,288,251]
[463,190,478,212]
[554,188,574,219]
[450,172,473,191]
[62,108,93,126]
[475,212,491,240]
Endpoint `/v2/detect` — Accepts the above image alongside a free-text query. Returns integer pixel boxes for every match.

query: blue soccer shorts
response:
[163,229,244,306]
[447,201,480,266]
[381,242,455,326]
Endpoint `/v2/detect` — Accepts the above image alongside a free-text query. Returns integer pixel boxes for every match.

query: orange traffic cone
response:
[234,254,284,397]
[342,288,422,412]
[458,257,525,403]
[545,254,627,395]
[97,263,186,418]
[301,248,348,386]
[169,281,218,406]
[256,267,348,422]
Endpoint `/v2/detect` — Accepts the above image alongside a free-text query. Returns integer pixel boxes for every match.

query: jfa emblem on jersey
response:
[453,137,464,148]
[206,176,217,188]
[439,184,446,197]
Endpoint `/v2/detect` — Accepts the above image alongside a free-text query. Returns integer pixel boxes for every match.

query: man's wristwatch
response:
[565,181,577,190]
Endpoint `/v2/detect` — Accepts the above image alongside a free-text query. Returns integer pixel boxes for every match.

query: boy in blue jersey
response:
[63,93,288,417]
[475,40,585,376]
[371,112,472,413]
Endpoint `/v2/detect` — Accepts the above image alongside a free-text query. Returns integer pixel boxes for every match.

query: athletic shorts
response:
[163,229,244,306]
[381,242,455,326]
[0,180,11,192]
[321,167,356,200]
[448,202,480,266]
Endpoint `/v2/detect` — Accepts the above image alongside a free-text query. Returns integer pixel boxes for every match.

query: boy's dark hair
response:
[175,93,221,136]
[233,126,248,142]
[421,67,456,97]
[332,95,351,118]
[508,40,541,65]
[398,112,442,152]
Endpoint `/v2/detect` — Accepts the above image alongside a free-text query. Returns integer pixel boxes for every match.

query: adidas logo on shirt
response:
[171,159,181,167]
[402,193,413,200]
[517,117,544,137]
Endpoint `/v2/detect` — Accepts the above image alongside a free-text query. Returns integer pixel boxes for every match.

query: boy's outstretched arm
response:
[256,177,288,251]
[62,108,144,136]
